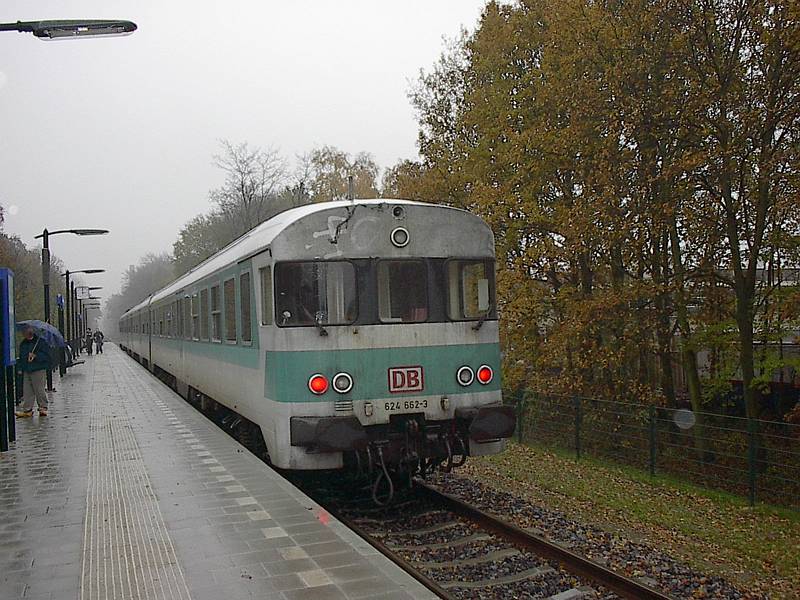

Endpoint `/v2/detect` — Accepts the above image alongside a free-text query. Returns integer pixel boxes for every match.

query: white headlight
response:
[332,372,354,394]
[456,366,474,386]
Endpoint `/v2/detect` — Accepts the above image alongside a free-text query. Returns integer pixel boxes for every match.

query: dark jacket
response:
[19,335,52,373]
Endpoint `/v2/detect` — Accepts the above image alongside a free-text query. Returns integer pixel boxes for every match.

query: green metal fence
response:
[515,392,800,509]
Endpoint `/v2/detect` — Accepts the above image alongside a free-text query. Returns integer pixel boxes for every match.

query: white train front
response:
[119,199,515,485]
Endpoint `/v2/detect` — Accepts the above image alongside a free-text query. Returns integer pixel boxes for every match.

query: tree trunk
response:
[668,214,712,460]
[652,231,676,406]
[736,294,759,419]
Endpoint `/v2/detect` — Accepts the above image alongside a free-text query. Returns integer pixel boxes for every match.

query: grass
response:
[462,442,800,599]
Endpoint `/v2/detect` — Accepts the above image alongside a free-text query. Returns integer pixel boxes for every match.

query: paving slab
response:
[0,345,437,600]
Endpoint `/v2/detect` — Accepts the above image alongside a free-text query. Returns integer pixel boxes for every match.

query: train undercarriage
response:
[291,408,515,504]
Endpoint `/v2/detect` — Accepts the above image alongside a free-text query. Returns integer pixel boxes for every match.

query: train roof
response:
[121,199,477,317]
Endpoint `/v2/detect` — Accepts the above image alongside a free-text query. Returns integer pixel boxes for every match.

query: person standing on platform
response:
[15,325,51,418]
[85,329,94,355]
[93,330,104,354]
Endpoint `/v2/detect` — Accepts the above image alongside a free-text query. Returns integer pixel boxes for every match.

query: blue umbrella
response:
[16,319,66,348]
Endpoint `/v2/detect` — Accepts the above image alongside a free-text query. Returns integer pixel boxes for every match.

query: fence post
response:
[573,396,582,459]
[747,417,757,507]
[516,388,525,444]
[648,404,657,476]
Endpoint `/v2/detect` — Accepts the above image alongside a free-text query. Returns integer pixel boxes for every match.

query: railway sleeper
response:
[439,565,558,589]
[391,532,493,552]
[349,509,451,527]
[415,547,521,569]
[339,498,420,516]
[373,519,461,538]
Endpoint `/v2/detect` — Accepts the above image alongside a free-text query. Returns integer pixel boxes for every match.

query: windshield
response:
[274,261,357,326]
[447,259,495,320]
[377,260,428,323]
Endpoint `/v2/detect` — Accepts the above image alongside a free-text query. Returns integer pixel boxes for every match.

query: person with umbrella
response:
[15,323,52,417]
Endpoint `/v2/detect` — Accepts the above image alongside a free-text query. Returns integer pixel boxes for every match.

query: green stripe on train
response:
[156,337,261,369]
[264,343,501,402]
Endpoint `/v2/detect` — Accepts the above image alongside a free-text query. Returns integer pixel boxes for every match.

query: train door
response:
[147,300,153,369]
[250,250,273,344]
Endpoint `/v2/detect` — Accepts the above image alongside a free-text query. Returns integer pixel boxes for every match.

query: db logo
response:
[388,366,424,394]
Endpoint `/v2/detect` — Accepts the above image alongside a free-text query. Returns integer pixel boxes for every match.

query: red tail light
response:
[308,374,329,395]
[476,365,493,385]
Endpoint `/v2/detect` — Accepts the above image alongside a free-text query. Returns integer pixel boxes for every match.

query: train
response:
[119,199,515,501]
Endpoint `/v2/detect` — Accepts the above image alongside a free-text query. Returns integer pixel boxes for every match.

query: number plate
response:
[384,399,428,413]
[388,366,424,393]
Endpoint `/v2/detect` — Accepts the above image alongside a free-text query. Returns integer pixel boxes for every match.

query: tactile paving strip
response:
[80,358,192,600]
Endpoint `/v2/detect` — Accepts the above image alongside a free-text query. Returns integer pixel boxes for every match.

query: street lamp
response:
[61,269,104,357]
[0,20,136,40]
[37,229,107,329]
[35,228,108,390]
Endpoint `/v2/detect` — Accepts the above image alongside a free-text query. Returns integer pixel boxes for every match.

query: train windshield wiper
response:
[315,312,329,337]
[472,304,493,331]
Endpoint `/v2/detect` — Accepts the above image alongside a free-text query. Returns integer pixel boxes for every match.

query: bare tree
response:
[210,140,287,234]
[279,152,314,208]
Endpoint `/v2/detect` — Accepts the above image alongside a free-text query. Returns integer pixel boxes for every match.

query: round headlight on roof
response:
[390,226,410,248]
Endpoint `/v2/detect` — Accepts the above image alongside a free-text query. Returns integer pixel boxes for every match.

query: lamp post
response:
[36,229,108,390]
[0,19,136,40]
[61,269,104,356]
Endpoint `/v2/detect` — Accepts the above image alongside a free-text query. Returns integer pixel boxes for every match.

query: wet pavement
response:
[0,344,436,600]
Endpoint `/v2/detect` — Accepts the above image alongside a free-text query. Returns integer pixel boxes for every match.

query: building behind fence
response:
[515,393,800,509]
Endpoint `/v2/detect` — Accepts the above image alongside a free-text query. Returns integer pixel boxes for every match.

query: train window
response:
[166,306,172,337]
[224,278,237,342]
[176,300,183,338]
[447,260,495,320]
[240,272,252,342]
[259,267,272,325]
[200,288,208,340]
[211,285,221,341]
[274,261,356,327]
[200,289,209,340]
[377,261,428,323]
[182,298,190,339]
[191,294,199,340]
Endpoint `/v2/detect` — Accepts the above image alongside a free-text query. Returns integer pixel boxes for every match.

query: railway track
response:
[306,478,675,600]
[151,364,675,599]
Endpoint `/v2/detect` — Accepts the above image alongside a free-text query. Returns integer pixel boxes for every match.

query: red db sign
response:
[388,366,424,394]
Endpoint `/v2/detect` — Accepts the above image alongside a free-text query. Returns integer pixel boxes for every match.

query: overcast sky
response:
[0,0,486,299]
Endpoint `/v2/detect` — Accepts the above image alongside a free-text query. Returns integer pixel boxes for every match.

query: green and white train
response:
[119,199,514,491]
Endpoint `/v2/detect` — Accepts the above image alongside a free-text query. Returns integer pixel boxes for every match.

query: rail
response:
[415,481,674,600]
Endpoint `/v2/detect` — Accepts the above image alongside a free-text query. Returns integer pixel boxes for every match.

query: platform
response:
[0,345,437,600]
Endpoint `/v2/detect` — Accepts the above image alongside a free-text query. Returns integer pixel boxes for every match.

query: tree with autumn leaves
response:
[392,0,800,421]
